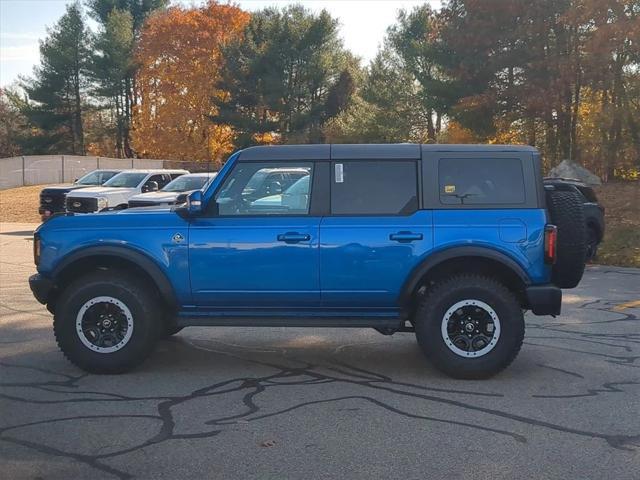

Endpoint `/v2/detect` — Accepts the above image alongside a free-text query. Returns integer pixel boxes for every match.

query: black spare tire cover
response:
[546,190,587,288]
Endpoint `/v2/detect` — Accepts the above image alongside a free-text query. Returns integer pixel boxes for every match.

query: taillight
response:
[544,225,557,264]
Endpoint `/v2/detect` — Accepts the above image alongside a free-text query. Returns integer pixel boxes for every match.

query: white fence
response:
[0,155,165,190]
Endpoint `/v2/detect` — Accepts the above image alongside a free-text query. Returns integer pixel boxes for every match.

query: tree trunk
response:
[73,71,84,155]
[426,109,435,142]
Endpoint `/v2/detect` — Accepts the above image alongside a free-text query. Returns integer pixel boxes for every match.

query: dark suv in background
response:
[544,177,605,260]
[39,169,121,221]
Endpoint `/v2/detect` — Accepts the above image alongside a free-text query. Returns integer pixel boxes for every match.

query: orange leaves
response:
[132,1,249,165]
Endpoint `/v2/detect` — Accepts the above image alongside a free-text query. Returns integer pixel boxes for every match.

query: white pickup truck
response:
[65,169,188,213]
[127,172,217,208]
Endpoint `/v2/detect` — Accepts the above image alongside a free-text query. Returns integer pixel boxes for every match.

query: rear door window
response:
[438,158,525,205]
[331,161,418,215]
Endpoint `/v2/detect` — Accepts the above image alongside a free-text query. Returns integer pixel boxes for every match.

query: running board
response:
[176,316,404,329]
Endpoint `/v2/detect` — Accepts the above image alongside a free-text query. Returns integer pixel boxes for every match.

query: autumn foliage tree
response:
[132,1,249,164]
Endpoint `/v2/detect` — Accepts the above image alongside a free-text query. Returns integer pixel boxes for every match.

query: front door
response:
[189,161,320,309]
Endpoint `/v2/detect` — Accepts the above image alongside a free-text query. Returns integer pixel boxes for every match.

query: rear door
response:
[319,157,433,309]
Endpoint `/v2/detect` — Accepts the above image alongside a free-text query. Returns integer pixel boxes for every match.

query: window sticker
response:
[445,185,456,193]
[335,163,344,183]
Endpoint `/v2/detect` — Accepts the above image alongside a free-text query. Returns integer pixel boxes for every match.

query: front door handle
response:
[277,232,311,243]
[389,231,423,243]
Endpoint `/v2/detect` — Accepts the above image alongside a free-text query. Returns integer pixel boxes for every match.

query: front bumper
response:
[29,274,54,305]
[525,284,562,316]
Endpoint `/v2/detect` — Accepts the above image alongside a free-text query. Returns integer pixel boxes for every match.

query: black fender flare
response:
[52,245,178,310]
[398,246,531,306]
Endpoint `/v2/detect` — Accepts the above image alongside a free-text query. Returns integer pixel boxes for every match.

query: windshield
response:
[243,171,268,194]
[162,175,214,192]
[103,172,148,188]
[285,175,309,195]
[76,170,118,186]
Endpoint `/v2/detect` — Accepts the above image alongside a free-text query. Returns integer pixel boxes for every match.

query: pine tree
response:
[90,8,134,157]
[214,5,351,146]
[19,2,88,154]
[87,0,168,157]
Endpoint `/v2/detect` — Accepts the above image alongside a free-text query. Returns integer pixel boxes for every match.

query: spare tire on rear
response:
[546,190,587,288]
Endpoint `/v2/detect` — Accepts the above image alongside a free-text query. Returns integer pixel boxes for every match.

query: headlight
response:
[97,197,108,211]
[33,234,41,265]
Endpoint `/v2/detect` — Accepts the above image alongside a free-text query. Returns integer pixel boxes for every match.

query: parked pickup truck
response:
[39,169,121,220]
[127,172,217,208]
[29,144,587,378]
[64,169,188,213]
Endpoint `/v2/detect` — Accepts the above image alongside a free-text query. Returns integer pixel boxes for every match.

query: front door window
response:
[214,162,313,216]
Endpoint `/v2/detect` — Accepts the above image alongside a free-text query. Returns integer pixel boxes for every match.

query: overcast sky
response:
[0,0,440,87]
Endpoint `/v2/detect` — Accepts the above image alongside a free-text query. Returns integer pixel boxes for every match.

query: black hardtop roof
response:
[237,143,538,161]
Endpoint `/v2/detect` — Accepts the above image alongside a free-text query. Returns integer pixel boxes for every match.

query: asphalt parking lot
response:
[1,222,639,479]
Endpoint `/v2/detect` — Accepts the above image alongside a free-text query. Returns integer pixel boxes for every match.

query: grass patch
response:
[592,181,640,268]
[597,225,640,268]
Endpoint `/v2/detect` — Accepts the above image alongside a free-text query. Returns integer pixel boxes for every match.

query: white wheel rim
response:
[75,296,134,353]
[441,299,501,358]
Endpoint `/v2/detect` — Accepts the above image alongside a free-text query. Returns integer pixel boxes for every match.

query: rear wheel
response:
[414,275,524,379]
[53,271,161,374]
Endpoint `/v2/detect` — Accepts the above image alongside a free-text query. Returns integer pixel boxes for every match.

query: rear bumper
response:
[525,284,562,316]
[29,274,54,305]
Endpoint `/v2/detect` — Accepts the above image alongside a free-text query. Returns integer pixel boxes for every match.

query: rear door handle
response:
[277,232,311,243]
[389,231,423,243]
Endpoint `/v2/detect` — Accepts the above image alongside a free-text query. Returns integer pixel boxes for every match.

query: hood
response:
[67,186,137,197]
[129,191,181,202]
[41,184,90,195]
[37,205,183,235]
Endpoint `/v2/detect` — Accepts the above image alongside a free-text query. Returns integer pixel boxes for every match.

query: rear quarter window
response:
[439,158,525,205]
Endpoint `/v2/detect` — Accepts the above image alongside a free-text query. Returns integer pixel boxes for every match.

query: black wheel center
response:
[82,302,128,348]
[447,305,497,353]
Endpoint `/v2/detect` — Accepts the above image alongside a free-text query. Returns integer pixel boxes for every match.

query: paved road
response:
[1,223,639,479]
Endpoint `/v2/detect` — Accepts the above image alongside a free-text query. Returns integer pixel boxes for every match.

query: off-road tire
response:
[546,190,587,288]
[53,271,161,374]
[414,274,524,379]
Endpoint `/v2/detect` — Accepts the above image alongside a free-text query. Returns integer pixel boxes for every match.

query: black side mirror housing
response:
[142,181,159,193]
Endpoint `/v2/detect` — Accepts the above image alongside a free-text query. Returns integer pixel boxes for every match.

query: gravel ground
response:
[0,186,43,223]
[1,223,639,479]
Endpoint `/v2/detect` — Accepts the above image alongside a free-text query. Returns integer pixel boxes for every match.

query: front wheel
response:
[53,271,161,374]
[414,274,524,379]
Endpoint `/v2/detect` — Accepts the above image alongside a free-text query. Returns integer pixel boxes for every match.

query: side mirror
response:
[73,178,79,184]
[142,180,159,193]
[186,190,204,215]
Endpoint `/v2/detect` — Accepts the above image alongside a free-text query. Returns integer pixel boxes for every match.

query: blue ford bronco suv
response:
[29,144,587,379]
